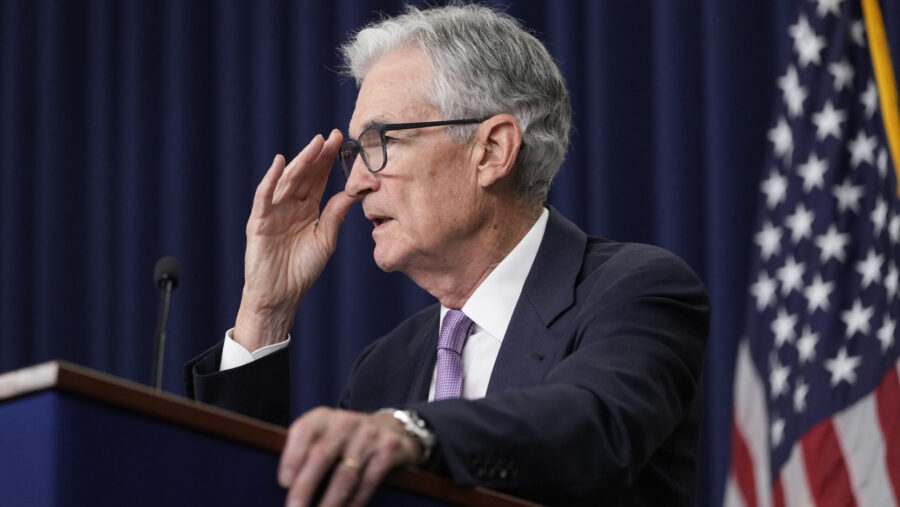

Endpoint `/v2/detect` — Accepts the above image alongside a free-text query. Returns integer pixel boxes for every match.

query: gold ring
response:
[341,457,362,471]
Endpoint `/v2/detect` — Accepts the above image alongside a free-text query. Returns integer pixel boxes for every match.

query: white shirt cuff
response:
[219,328,291,372]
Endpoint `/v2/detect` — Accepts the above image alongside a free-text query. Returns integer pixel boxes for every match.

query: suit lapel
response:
[404,308,440,402]
[487,207,588,394]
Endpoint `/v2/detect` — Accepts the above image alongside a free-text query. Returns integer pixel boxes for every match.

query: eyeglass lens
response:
[340,128,386,179]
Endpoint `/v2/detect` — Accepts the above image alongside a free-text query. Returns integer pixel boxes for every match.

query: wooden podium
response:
[0,361,538,506]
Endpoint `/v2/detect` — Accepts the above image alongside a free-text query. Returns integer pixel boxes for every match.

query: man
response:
[186,4,709,506]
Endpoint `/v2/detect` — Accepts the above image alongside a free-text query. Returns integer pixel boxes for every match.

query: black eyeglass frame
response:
[339,117,489,179]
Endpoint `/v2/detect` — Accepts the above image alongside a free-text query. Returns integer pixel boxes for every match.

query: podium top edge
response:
[0,360,61,399]
[0,360,288,452]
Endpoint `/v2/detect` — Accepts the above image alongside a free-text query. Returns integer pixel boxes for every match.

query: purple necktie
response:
[434,310,475,400]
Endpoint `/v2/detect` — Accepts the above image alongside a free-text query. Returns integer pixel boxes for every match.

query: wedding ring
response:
[341,457,362,472]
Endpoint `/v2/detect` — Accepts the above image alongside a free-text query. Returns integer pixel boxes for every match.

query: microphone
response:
[151,256,182,390]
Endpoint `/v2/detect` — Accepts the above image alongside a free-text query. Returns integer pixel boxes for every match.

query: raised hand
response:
[234,130,361,351]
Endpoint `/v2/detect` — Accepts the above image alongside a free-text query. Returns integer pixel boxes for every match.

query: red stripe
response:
[732,415,758,507]
[772,476,785,507]
[874,365,900,503]
[800,419,858,507]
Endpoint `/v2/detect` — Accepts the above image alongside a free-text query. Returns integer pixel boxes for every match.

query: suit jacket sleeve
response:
[184,340,292,426]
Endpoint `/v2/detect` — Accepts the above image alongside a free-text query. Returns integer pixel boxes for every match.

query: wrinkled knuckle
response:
[356,420,378,440]
[334,410,360,431]
[307,444,331,465]
[382,433,403,454]
[288,418,311,439]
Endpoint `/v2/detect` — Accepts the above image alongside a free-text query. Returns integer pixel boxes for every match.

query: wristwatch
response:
[377,408,436,464]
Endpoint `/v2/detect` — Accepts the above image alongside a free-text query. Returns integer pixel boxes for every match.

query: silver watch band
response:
[377,408,436,464]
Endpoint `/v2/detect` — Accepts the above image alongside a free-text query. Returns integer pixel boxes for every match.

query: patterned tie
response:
[434,310,475,400]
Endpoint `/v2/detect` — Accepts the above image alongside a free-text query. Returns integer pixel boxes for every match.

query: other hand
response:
[278,407,423,507]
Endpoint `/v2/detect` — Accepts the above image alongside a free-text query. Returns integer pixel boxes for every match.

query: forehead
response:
[349,46,441,134]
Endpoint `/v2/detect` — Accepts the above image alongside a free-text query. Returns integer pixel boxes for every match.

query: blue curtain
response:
[2,1,899,505]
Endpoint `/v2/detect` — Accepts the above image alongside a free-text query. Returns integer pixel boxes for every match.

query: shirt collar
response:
[440,207,550,342]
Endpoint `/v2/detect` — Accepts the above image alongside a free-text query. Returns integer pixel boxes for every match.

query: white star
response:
[825,347,863,386]
[750,272,778,311]
[848,131,877,168]
[778,65,808,118]
[771,416,786,447]
[777,256,806,295]
[790,15,827,67]
[861,81,878,118]
[785,203,815,243]
[812,101,846,141]
[761,169,789,209]
[814,0,844,18]
[842,299,873,338]
[829,58,854,92]
[804,274,833,313]
[832,178,864,214]
[851,20,866,46]
[877,149,888,178]
[756,221,783,260]
[771,307,798,347]
[890,215,900,243]
[886,264,898,299]
[797,152,828,191]
[789,14,815,40]
[768,117,794,163]
[878,317,895,352]
[770,358,791,397]
[871,199,888,235]
[793,378,809,413]
[797,326,819,362]
[856,249,884,289]
[816,225,850,263]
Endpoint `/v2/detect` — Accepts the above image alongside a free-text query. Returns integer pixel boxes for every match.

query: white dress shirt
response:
[429,208,548,400]
[220,208,550,402]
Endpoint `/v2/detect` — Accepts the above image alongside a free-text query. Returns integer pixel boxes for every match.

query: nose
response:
[344,158,380,197]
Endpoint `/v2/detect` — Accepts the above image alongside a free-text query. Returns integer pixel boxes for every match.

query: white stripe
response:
[779,443,815,507]
[733,340,773,507]
[833,384,897,507]
[725,475,748,507]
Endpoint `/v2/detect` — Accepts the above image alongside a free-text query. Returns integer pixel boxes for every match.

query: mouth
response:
[366,214,393,229]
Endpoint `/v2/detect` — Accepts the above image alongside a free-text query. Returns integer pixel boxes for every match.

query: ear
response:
[472,114,522,189]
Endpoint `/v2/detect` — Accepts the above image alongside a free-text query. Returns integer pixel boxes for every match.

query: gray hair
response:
[340,3,572,207]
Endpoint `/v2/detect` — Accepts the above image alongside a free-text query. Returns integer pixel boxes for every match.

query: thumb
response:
[316,191,361,250]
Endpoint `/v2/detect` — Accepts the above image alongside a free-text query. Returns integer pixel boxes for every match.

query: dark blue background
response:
[2,1,899,505]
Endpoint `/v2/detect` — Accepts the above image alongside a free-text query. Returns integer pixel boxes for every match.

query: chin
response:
[372,245,403,273]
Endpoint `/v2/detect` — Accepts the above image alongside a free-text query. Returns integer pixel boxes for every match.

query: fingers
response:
[317,422,379,507]
[278,407,329,488]
[273,129,343,205]
[280,409,418,507]
[283,409,358,507]
[252,154,287,216]
[345,432,404,507]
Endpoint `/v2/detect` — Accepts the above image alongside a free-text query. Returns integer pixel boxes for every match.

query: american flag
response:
[725,0,900,506]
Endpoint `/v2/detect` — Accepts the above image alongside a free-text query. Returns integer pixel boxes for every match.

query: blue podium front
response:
[1,390,284,505]
[0,362,534,507]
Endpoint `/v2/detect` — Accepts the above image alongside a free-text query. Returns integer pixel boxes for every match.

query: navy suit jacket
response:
[186,208,710,506]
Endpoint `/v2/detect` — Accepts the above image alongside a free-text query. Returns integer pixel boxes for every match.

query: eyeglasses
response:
[338,118,488,179]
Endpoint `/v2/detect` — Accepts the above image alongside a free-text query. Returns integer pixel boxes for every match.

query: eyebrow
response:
[348,115,395,139]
